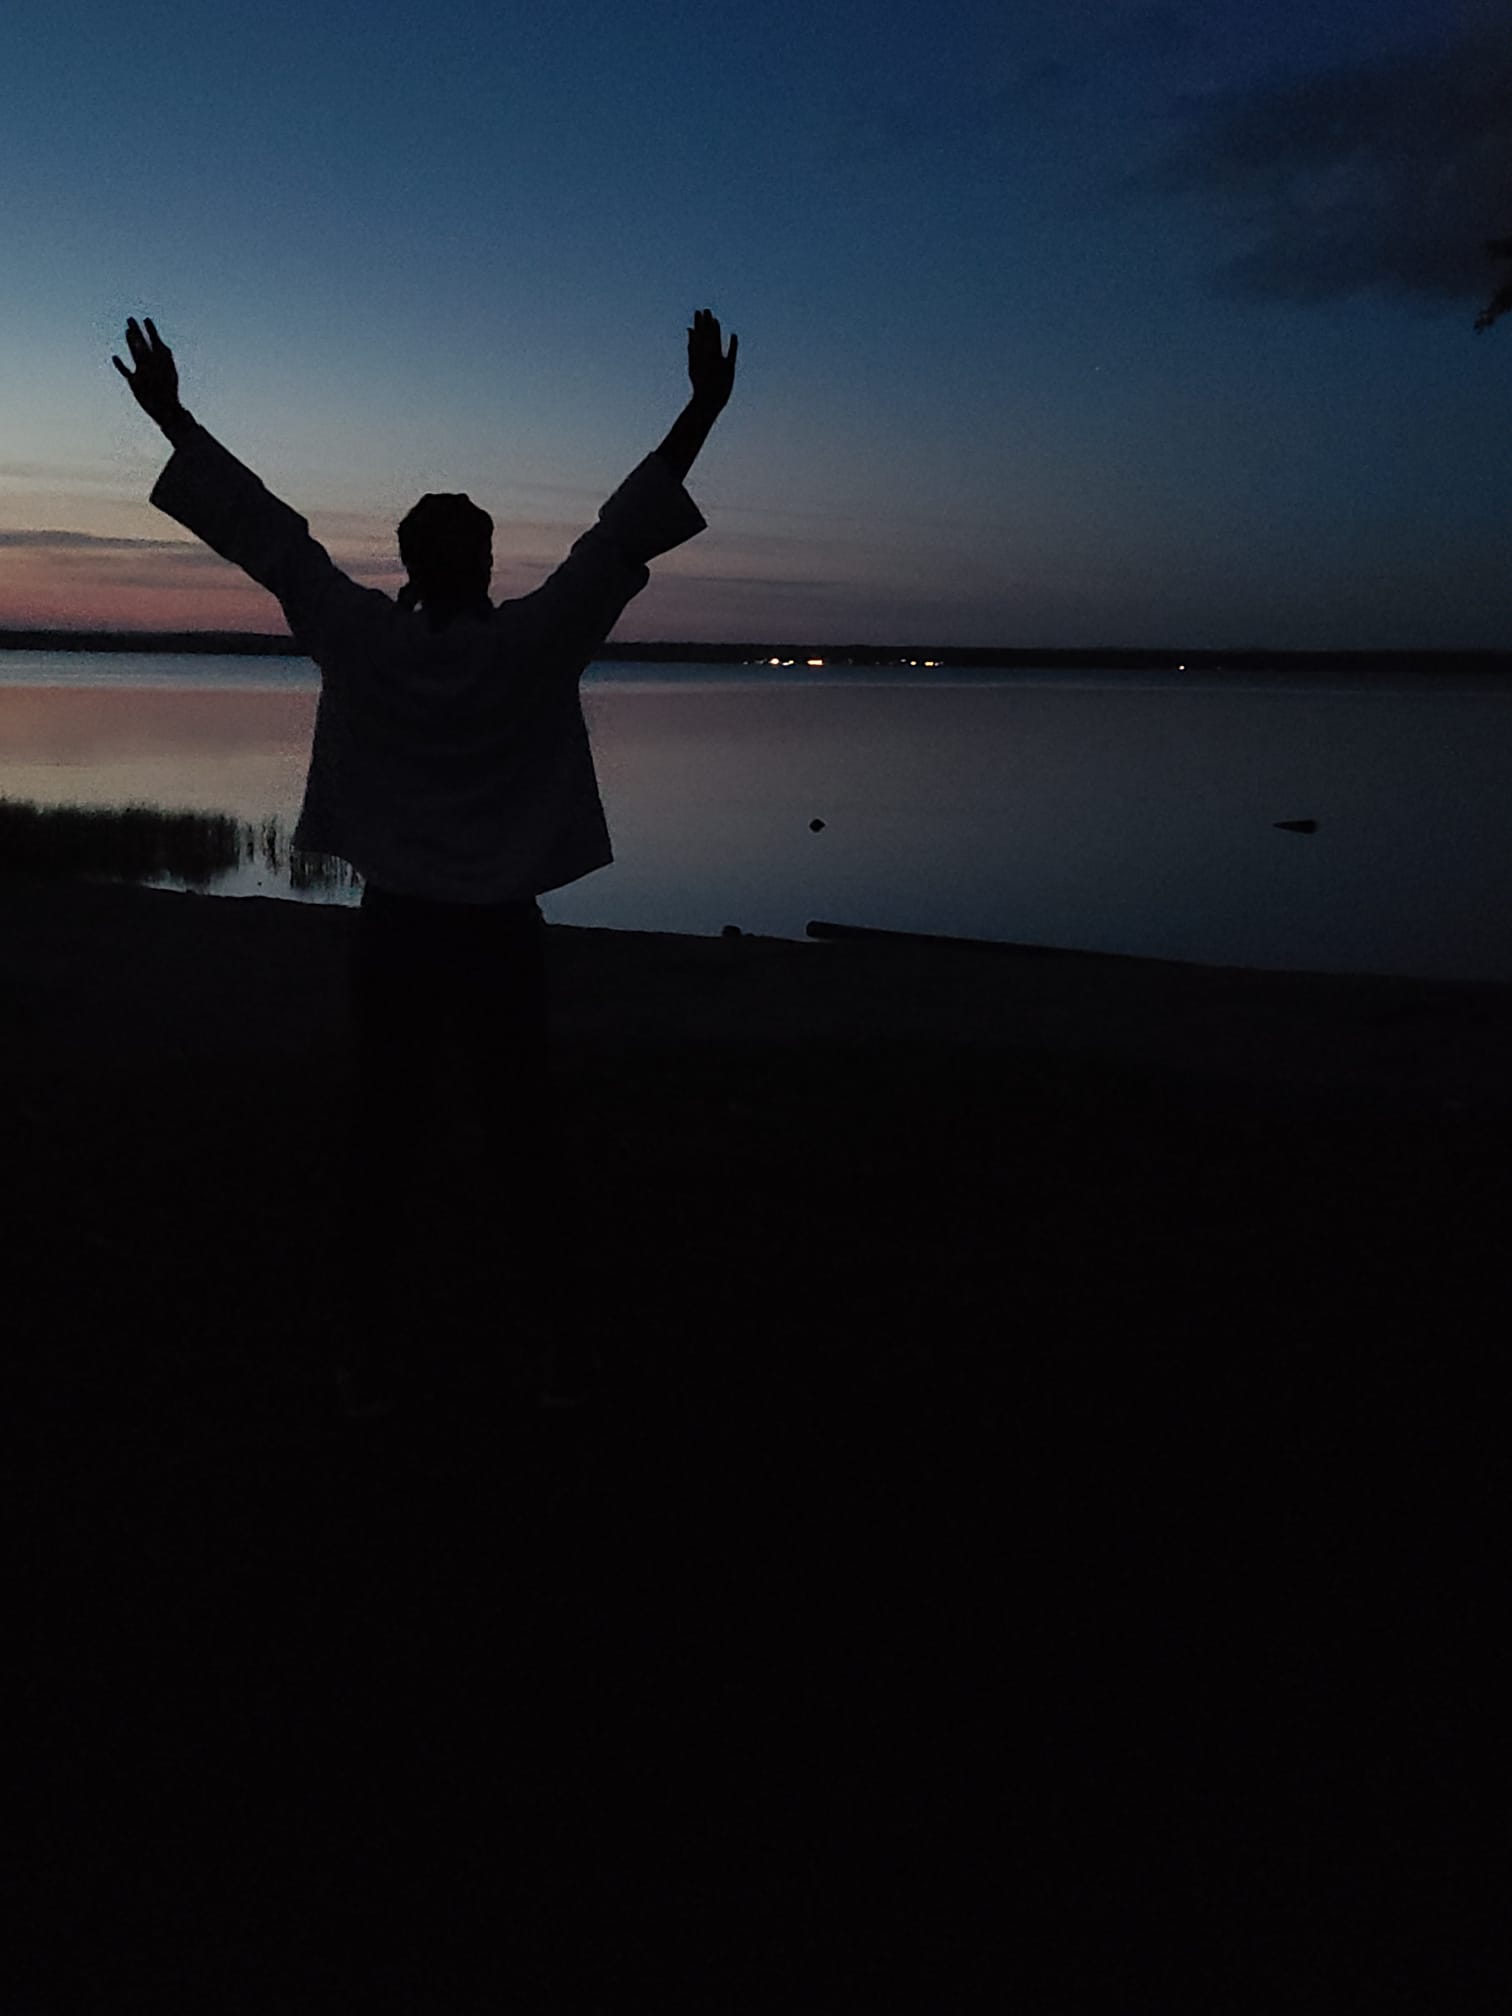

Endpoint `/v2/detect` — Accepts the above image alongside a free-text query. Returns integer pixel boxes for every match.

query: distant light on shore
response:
[807,658,824,667]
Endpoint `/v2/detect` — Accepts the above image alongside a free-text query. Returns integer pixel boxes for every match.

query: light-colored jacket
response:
[150,423,708,902]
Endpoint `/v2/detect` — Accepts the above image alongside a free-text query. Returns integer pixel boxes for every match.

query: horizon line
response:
[2,627,1512,668]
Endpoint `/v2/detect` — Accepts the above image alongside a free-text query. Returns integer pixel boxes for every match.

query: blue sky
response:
[1,0,1508,646]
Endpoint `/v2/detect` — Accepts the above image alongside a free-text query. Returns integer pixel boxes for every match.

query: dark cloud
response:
[0,459,130,484]
[71,566,247,594]
[972,57,1078,125]
[817,91,948,170]
[974,8,1195,113]
[1108,4,1196,61]
[820,5,1194,167]
[678,575,841,592]
[0,529,189,550]
[0,530,403,593]
[1137,22,1512,311]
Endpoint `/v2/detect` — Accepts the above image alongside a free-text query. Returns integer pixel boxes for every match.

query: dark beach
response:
[2,870,1505,2010]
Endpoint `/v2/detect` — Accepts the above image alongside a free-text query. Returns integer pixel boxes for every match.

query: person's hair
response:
[396,492,493,608]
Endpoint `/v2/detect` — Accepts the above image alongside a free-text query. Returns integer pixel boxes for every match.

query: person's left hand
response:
[112,316,182,427]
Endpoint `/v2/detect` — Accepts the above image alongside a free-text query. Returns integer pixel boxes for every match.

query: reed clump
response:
[0,793,357,893]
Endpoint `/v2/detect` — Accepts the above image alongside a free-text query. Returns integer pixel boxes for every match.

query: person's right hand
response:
[688,308,737,411]
[112,316,183,429]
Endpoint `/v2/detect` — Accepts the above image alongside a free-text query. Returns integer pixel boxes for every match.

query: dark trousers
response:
[338,880,553,1373]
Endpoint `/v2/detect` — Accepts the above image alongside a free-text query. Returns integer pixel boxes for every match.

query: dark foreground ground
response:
[1,873,1507,2011]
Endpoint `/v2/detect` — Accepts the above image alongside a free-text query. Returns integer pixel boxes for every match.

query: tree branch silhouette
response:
[1474,238,1512,331]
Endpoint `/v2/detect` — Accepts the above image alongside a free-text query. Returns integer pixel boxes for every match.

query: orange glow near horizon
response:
[0,490,948,644]
[0,574,289,633]
[0,529,298,632]
[1,453,946,644]
[0,536,769,640]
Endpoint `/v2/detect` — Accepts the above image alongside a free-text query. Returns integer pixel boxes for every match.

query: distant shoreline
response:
[3,629,1512,674]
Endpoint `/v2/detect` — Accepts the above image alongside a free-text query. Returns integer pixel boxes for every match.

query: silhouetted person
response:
[114,310,738,1411]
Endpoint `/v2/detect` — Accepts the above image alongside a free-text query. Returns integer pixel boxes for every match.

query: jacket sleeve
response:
[149,421,395,664]
[507,453,708,662]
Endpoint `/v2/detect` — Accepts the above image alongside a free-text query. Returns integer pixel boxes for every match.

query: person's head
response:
[396,492,493,614]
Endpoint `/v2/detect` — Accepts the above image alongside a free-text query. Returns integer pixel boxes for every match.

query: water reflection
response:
[6,662,1512,977]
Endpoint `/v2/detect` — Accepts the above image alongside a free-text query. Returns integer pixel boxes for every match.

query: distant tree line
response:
[3,634,1512,672]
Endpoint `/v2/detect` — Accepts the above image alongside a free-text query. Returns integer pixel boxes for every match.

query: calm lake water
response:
[4,651,1512,983]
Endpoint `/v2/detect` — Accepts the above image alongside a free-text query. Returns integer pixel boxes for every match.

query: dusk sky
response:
[1,0,1508,647]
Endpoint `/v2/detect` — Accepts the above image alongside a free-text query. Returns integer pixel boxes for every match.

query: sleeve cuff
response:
[149,421,216,520]
[597,454,708,563]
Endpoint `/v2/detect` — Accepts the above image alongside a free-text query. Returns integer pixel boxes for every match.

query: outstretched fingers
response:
[692,307,735,358]
[123,315,168,358]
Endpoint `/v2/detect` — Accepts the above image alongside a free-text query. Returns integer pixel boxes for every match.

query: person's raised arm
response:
[113,314,391,662]
[653,308,737,483]
[497,310,728,664]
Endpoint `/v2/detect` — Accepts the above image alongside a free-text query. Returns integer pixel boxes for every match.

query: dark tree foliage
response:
[1474,238,1512,331]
